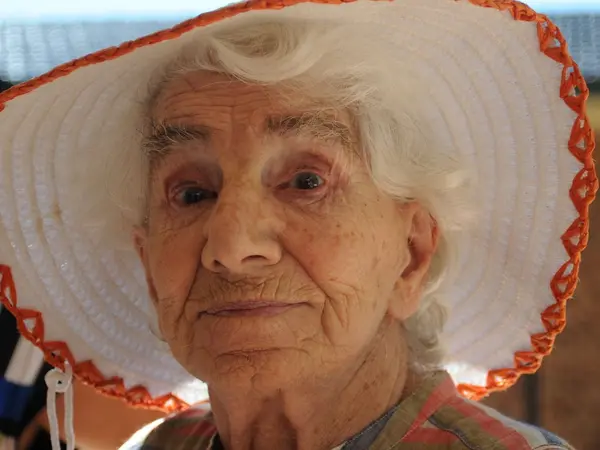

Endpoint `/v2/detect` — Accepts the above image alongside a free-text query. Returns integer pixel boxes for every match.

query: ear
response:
[133,225,147,261]
[388,203,439,321]
[132,226,159,305]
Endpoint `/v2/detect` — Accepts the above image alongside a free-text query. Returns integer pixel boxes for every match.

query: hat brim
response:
[0,0,596,412]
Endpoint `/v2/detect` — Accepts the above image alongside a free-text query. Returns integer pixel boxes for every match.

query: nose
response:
[201,193,282,274]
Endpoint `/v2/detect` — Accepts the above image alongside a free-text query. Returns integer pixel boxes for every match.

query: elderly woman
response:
[0,1,596,449]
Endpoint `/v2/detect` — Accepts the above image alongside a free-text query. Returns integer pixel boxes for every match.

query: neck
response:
[208,321,413,450]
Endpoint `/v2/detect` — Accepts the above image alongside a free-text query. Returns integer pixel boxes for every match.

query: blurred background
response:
[0,0,599,448]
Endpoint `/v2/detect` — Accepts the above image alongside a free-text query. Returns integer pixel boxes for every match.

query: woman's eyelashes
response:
[172,171,326,207]
[286,171,325,190]
[166,158,336,209]
[170,183,218,207]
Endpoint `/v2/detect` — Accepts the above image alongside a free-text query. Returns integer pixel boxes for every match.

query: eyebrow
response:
[143,111,356,165]
[265,112,355,149]
[142,122,211,163]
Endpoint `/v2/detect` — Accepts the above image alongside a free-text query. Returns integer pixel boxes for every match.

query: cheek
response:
[283,209,402,353]
[146,226,205,327]
[284,200,398,305]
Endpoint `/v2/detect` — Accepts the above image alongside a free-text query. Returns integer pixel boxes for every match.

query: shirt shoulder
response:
[426,395,574,450]
[119,404,216,450]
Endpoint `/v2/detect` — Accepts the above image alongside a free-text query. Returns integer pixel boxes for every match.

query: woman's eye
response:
[175,187,217,206]
[290,172,324,190]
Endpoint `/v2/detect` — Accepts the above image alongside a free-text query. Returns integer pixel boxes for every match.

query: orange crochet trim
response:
[0,0,597,410]
[0,265,188,412]
[455,0,598,400]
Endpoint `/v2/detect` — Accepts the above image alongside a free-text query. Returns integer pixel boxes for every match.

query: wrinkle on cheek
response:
[288,272,321,303]
[296,200,391,347]
[150,257,196,305]
[322,278,365,328]
[158,300,185,342]
[147,239,203,351]
[299,231,357,342]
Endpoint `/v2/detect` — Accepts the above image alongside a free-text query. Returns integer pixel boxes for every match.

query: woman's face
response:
[135,71,437,389]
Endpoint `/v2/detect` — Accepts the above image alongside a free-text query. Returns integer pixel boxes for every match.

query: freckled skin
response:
[135,71,438,450]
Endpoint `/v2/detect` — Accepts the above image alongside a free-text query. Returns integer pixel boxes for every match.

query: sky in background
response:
[1,0,599,21]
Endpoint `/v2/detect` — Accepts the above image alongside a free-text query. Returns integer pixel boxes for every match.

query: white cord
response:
[44,362,75,450]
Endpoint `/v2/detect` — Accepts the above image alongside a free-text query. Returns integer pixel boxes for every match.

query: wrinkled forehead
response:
[147,70,352,123]
[142,70,359,163]
[149,71,269,119]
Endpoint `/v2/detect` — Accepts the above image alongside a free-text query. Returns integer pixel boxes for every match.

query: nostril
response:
[211,254,267,272]
[203,239,282,273]
[213,260,226,270]
[243,254,267,263]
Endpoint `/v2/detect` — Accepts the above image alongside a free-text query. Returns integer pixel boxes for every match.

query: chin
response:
[206,347,307,391]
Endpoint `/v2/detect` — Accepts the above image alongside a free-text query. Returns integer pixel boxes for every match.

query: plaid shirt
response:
[122,371,574,450]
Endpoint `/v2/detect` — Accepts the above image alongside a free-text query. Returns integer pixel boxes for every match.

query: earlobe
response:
[388,204,439,321]
[402,207,438,282]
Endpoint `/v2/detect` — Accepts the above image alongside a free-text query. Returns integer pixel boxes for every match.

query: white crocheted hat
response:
[0,0,596,412]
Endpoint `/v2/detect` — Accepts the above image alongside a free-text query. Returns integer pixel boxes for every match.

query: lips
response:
[203,301,302,317]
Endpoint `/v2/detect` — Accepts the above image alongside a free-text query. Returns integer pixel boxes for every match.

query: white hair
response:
[143,18,476,370]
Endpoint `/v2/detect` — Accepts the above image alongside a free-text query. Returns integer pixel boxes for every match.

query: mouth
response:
[203,301,304,318]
